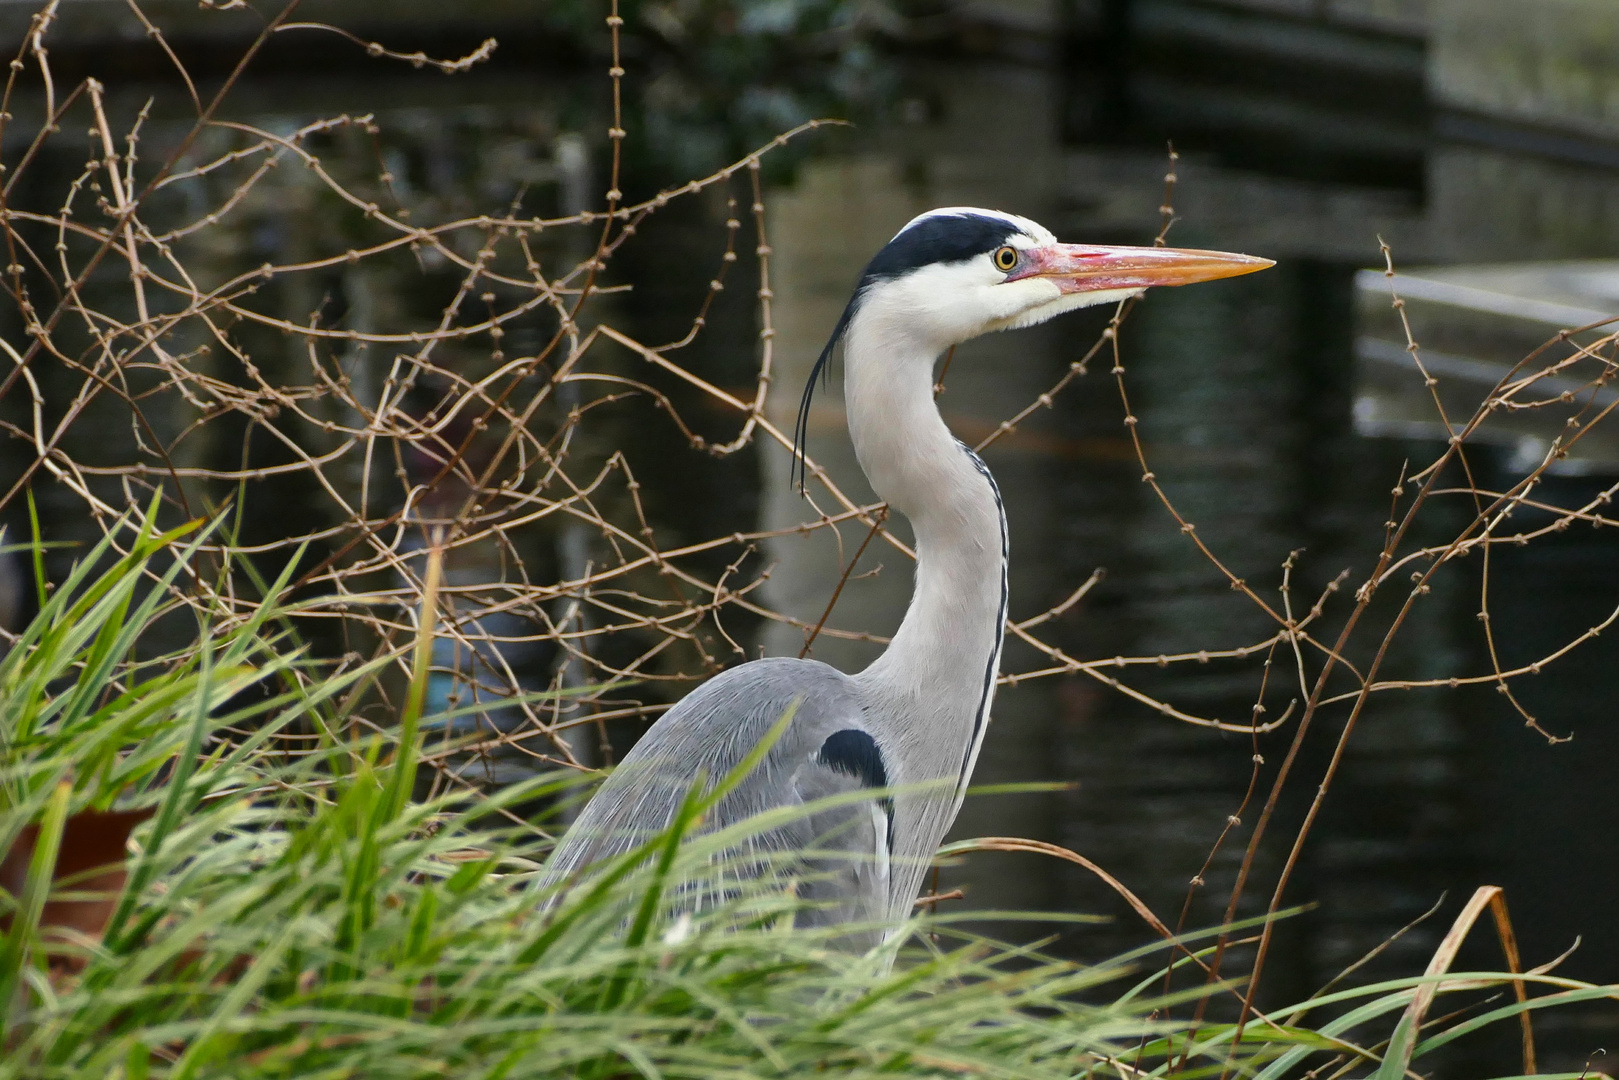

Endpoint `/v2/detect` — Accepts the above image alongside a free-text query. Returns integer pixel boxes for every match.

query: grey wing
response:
[541,657,894,932]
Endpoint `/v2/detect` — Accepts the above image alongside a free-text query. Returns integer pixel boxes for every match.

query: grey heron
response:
[543,208,1272,938]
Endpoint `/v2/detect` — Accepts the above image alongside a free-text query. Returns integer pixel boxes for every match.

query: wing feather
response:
[542,657,893,943]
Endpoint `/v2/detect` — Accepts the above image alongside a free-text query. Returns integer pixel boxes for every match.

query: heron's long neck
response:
[842,318,1007,791]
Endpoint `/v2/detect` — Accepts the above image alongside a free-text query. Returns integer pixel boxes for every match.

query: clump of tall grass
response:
[0,509,1610,1079]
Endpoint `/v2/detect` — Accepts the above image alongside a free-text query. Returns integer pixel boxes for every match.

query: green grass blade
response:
[101,632,216,953]
[0,778,70,1031]
[379,541,442,826]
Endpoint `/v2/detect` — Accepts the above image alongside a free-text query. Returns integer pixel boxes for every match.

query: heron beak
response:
[1009,243,1275,294]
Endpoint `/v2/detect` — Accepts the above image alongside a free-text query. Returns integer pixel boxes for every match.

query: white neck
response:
[842,309,1007,803]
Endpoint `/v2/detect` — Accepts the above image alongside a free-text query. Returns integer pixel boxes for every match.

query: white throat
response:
[841,304,1008,810]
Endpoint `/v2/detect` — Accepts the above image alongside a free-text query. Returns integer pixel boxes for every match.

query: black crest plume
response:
[793,299,856,494]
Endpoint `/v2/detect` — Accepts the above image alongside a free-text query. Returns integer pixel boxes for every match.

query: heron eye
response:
[992,245,1018,272]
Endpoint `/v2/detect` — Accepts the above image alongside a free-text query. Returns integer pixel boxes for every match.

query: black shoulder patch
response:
[860,213,1021,286]
[816,728,888,790]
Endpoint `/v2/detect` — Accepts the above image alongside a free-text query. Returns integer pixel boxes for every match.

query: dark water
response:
[4,0,1616,1065]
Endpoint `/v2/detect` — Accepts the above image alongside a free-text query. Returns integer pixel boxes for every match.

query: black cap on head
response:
[857,212,1024,288]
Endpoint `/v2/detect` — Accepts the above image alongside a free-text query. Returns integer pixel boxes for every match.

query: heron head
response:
[845,207,1274,348]
[792,208,1273,490]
